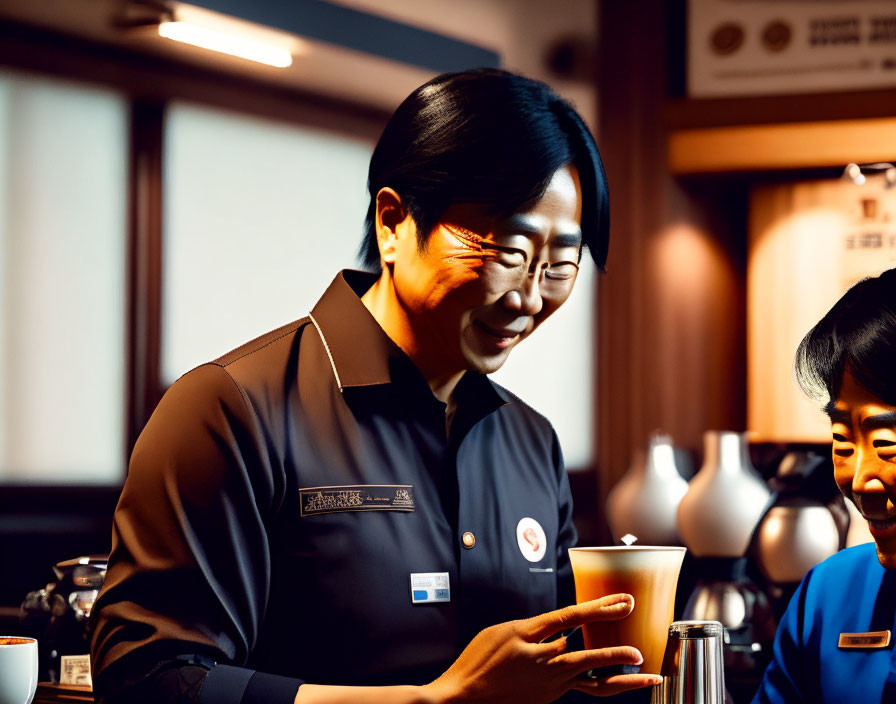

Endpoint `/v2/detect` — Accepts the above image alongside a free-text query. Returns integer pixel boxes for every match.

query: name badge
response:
[838,630,892,649]
[299,484,414,517]
[410,572,450,604]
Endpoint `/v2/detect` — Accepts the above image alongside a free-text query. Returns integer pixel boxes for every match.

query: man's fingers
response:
[571,673,663,697]
[552,645,643,673]
[532,635,569,663]
[525,594,634,641]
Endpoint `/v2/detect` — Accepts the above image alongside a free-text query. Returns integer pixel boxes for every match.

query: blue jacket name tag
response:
[838,630,892,649]
[410,572,450,604]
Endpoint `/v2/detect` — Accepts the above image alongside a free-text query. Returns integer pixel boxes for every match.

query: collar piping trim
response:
[309,312,343,393]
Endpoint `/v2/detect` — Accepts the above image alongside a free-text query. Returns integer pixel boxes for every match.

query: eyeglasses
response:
[443,223,580,294]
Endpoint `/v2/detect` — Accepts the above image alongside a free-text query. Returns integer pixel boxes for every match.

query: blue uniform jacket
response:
[753,542,896,703]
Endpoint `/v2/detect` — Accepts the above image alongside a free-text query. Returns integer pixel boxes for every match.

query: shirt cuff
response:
[199,665,302,704]
[243,671,304,703]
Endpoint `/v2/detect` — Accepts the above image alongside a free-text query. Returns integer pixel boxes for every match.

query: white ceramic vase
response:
[606,433,689,545]
[677,431,771,557]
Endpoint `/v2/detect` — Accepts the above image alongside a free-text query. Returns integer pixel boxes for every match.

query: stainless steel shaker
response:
[650,620,726,704]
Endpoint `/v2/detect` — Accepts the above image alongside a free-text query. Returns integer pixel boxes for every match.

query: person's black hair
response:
[795,267,896,405]
[359,68,609,272]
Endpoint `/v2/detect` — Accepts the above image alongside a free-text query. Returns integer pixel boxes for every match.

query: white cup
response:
[0,637,38,704]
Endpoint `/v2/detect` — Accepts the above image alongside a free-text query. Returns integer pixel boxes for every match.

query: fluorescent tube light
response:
[158,20,293,68]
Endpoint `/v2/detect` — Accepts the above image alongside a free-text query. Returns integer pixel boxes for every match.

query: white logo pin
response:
[516,517,547,563]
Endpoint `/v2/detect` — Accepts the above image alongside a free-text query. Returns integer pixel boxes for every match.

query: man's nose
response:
[853,447,887,494]
[501,262,547,315]
[518,271,544,315]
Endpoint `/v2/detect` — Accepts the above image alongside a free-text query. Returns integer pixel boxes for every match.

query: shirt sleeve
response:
[89,364,302,704]
[751,570,813,704]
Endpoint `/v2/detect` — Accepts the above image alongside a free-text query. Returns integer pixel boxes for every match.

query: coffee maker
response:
[20,555,108,683]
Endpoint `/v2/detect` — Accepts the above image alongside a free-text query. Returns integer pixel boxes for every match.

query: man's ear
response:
[375,188,409,266]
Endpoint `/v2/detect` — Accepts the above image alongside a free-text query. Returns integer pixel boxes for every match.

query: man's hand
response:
[295,594,660,704]
[422,593,662,704]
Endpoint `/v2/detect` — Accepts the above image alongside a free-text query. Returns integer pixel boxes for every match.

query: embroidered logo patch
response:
[299,484,415,517]
[516,517,547,563]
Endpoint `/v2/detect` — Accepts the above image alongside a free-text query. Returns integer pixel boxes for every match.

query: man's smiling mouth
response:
[866,515,896,530]
[475,321,525,339]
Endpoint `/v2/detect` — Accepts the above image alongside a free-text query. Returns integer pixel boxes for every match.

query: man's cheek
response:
[836,481,857,507]
[832,460,853,487]
[446,251,489,269]
[437,254,488,284]
[540,287,574,315]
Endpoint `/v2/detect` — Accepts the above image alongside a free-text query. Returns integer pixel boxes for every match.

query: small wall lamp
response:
[842,162,896,188]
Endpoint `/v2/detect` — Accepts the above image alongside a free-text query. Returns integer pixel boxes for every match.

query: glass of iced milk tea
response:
[568,546,686,675]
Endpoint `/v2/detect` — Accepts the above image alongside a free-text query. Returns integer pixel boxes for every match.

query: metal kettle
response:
[749,451,848,613]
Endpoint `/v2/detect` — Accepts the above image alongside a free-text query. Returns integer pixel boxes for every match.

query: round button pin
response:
[516,517,547,562]
[462,531,476,548]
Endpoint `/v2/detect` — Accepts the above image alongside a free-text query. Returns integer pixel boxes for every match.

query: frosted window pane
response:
[162,104,373,382]
[0,71,127,483]
[163,102,593,468]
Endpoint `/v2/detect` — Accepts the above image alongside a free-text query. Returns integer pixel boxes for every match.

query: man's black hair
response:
[795,267,896,405]
[359,68,609,272]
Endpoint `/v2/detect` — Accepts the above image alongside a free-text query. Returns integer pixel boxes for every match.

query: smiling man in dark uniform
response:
[89,69,659,704]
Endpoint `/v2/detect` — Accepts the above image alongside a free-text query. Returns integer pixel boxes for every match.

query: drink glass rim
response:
[0,636,37,644]
[569,546,686,552]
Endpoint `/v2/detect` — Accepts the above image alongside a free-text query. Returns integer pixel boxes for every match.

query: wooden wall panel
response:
[596,0,747,502]
[670,118,896,175]
[748,178,896,442]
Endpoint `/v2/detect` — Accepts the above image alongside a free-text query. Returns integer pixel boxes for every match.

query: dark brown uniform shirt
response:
[89,270,578,704]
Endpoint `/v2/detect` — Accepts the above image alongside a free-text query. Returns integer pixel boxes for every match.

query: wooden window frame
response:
[0,19,389,469]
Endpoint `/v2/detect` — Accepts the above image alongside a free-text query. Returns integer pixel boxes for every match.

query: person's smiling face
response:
[829,369,896,568]
[390,164,583,377]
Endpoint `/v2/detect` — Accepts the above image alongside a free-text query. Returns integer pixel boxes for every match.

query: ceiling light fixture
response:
[114,1,295,68]
[157,19,293,67]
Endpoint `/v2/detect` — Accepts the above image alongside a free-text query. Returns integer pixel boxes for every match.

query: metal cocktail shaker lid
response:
[650,620,727,704]
[668,621,724,640]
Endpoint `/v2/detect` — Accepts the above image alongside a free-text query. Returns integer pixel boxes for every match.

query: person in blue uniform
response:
[753,267,896,703]
[89,69,661,704]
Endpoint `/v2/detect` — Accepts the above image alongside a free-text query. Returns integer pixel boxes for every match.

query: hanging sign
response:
[688,0,896,97]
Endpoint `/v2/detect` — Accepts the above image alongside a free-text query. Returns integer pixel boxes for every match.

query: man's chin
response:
[463,349,512,376]
[875,544,896,570]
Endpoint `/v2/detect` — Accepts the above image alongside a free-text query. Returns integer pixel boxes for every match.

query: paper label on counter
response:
[60,654,92,686]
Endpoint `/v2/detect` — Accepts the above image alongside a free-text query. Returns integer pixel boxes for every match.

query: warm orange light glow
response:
[158,21,293,68]
[653,224,726,305]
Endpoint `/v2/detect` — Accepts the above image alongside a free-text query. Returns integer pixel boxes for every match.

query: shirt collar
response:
[309,270,396,389]
[309,270,510,410]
